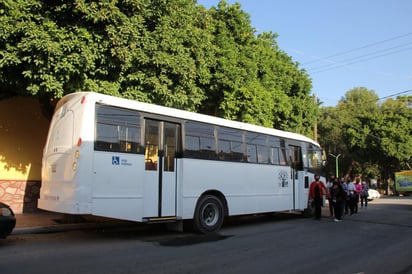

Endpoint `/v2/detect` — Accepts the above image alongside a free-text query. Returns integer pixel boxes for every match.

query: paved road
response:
[1,197,411,274]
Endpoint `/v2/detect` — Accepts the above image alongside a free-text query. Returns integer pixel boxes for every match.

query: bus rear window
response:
[46,110,74,153]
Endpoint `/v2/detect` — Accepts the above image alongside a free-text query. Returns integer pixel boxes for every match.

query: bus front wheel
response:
[193,195,224,234]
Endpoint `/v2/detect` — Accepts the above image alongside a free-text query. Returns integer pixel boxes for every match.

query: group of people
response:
[309,174,370,222]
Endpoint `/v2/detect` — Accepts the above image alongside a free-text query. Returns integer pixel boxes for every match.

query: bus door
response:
[288,145,303,210]
[144,119,180,219]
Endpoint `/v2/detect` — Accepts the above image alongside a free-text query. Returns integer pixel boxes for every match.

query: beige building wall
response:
[0,97,50,213]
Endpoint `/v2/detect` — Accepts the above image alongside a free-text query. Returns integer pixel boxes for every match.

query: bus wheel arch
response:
[193,191,227,234]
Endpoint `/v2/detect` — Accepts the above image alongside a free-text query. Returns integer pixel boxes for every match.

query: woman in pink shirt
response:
[354,177,362,214]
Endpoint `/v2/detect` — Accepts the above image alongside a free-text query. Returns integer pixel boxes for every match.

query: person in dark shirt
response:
[330,178,346,222]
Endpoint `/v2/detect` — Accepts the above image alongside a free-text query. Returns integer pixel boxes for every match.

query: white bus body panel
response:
[179,159,308,219]
[92,152,145,221]
[40,92,317,223]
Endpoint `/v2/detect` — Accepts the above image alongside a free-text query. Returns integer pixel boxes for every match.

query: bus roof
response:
[60,91,321,147]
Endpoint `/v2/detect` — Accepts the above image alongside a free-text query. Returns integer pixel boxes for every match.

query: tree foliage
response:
[319,87,412,179]
[0,0,316,136]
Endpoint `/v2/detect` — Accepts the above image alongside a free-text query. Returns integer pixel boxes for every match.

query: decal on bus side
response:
[112,156,132,166]
[278,170,289,187]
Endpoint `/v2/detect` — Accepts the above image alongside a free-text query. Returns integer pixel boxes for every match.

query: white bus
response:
[39,92,325,233]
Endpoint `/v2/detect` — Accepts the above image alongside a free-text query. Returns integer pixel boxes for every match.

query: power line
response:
[377,89,412,101]
[308,42,412,74]
[303,32,412,66]
[320,89,412,110]
[310,47,412,74]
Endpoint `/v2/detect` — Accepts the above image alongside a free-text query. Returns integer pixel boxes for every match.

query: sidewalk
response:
[12,211,130,235]
[15,211,66,228]
[11,205,337,236]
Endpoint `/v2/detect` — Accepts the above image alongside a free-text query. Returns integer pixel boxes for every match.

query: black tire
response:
[193,195,225,234]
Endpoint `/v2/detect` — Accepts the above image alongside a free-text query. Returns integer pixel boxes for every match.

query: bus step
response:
[144,216,178,223]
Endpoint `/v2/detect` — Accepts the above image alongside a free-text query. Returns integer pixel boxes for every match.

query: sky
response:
[197,0,412,106]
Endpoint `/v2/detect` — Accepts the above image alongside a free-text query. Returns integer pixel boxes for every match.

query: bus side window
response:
[246,144,257,163]
[270,147,280,165]
[217,126,245,162]
[95,104,142,154]
[269,136,288,165]
[257,144,269,164]
[200,136,216,160]
[184,135,200,158]
[95,123,116,151]
[231,141,244,162]
[246,133,266,164]
[218,140,231,161]
[184,121,216,160]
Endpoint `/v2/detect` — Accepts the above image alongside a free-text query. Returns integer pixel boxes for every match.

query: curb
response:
[12,221,130,236]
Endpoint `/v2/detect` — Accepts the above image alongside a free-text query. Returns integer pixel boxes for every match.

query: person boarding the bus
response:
[309,174,329,220]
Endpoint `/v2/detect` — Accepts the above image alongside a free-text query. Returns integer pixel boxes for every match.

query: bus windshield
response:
[305,146,325,174]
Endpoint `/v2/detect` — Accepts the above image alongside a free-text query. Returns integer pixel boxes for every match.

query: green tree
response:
[1,0,316,138]
[336,88,381,176]
[319,87,411,179]
[374,96,412,175]
[1,0,215,114]
[200,1,315,133]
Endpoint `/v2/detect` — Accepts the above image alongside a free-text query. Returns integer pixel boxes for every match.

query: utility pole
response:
[329,153,341,178]
[313,93,318,142]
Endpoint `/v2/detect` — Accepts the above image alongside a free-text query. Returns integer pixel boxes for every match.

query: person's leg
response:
[315,199,322,219]
[333,203,338,220]
[329,199,334,217]
[345,199,349,214]
[354,195,359,213]
[349,198,355,215]
[334,202,343,220]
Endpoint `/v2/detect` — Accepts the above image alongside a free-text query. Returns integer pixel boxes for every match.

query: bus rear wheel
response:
[193,195,224,234]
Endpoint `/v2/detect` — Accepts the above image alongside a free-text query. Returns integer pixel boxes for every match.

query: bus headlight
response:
[72,161,77,171]
[75,150,80,159]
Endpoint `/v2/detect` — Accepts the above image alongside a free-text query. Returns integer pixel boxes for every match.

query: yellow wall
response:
[0,97,50,180]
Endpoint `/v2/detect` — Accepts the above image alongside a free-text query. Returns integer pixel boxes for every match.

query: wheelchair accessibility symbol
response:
[112,156,120,165]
